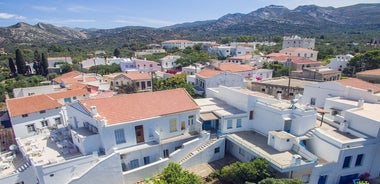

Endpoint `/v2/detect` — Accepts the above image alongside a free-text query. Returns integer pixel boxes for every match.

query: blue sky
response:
[0,0,379,29]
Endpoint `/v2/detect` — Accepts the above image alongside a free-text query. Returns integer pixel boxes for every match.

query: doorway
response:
[135,125,145,143]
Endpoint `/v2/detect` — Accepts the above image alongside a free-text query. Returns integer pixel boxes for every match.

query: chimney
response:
[357,98,364,108]
[90,106,98,116]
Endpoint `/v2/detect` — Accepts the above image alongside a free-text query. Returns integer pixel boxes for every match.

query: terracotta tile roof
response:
[79,88,199,125]
[125,72,151,80]
[163,40,191,43]
[280,47,316,53]
[67,83,87,90]
[266,53,288,57]
[52,71,82,83]
[336,78,380,93]
[356,68,380,76]
[6,94,62,117]
[196,69,222,78]
[228,54,252,60]
[47,88,89,100]
[218,63,254,72]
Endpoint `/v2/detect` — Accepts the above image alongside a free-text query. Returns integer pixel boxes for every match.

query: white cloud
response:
[113,17,174,27]
[32,6,57,12]
[0,13,26,19]
[35,18,96,24]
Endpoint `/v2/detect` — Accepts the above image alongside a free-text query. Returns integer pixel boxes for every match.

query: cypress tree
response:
[40,53,49,76]
[33,50,41,75]
[8,58,16,75]
[15,49,26,75]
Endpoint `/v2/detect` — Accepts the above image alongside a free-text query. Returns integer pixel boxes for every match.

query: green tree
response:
[219,158,272,184]
[153,73,196,98]
[113,48,121,58]
[15,49,27,75]
[344,49,380,75]
[40,53,49,76]
[33,50,41,75]
[154,162,202,184]
[8,58,16,75]
[60,63,73,74]
[88,63,121,75]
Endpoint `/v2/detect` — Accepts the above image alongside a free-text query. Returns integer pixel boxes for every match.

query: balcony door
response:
[135,125,145,143]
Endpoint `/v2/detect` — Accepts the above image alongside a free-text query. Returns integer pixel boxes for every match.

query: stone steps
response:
[179,138,218,164]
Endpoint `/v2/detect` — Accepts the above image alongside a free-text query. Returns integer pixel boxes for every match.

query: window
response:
[147,81,152,87]
[355,154,364,166]
[227,120,233,129]
[261,88,265,92]
[318,175,328,184]
[181,121,186,130]
[170,118,177,132]
[54,117,62,125]
[163,149,169,158]
[249,111,254,120]
[26,124,36,133]
[144,156,150,165]
[40,110,46,114]
[114,129,126,144]
[41,120,48,127]
[22,114,28,118]
[284,120,292,132]
[239,148,245,156]
[130,159,139,169]
[342,156,352,168]
[236,119,242,128]
[310,98,316,106]
[214,147,220,153]
[188,115,194,126]
[73,96,77,100]
[135,82,139,88]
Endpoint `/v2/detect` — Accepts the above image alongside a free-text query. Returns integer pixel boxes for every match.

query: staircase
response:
[13,158,31,173]
[179,138,218,164]
[305,129,316,138]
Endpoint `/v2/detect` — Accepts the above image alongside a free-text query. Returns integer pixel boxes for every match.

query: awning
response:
[200,112,219,121]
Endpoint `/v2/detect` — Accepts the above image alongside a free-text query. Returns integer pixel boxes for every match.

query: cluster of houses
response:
[0,36,380,184]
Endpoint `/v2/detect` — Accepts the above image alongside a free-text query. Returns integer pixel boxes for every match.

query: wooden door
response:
[135,125,145,143]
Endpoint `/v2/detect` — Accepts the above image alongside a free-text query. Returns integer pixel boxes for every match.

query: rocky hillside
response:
[0,22,87,46]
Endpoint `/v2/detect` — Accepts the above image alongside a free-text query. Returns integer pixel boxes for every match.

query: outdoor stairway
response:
[179,138,218,164]
[305,129,316,138]
[13,159,31,173]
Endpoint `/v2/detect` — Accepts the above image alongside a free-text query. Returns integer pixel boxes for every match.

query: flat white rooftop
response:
[227,131,316,170]
[328,97,380,122]
[195,98,246,117]
[17,129,82,167]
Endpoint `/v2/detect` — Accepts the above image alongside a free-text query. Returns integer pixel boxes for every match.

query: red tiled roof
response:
[52,71,82,83]
[228,54,252,60]
[280,47,316,53]
[196,69,222,78]
[356,68,380,76]
[336,78,380,93]
[79,88,199,125]
[218,63,254,72]
[6,94,62,117]
[125,72,151,80]
[47,88,89,100]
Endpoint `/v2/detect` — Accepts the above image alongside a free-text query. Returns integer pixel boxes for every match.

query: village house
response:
[282,35,315,50]
[191,68,245,95]
[279,47,318,61]
[161,40,216,50]
[326,54,354,71]
[291,67,341,82]
[104,72,152,92]
[159,55,180,71]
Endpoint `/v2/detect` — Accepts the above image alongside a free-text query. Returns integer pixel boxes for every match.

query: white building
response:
[301,78,380,108]
[13,85,62,98]
[6,94,66,138]
[280,47,318,61]
[326,54,354,71]
[162,40,216,50]
[283,35,315,50]
[193,69,245,95]
[159,55,180,71]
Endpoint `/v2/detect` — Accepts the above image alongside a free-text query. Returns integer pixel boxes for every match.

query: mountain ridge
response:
[0,3,380,48]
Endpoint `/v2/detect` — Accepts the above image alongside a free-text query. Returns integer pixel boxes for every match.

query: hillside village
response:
[0,35,380,184]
